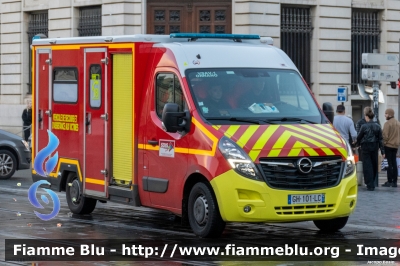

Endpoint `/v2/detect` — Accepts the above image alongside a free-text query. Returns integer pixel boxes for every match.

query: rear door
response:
[34,49,52,155]
[83,48,109,198]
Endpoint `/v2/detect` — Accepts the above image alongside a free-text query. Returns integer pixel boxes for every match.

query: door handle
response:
[86,113,91,134]
[45,110,52,117]
[147,140,158,145]
[39,110,43,130]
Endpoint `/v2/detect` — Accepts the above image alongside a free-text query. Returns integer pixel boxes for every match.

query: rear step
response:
[108,185,140,206]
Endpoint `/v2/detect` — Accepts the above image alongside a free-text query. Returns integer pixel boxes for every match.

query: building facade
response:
[0,0,399,134]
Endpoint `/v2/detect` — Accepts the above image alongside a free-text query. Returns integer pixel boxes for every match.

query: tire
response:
[188,182,226,238]
[66,172,97,214]
[0,150,17,180]
[313,216,348,232]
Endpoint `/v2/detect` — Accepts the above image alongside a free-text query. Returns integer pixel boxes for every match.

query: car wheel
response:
[0,150,17,180]
[188,182,226,238]
[66,172,97,214]
[313,216,348,232]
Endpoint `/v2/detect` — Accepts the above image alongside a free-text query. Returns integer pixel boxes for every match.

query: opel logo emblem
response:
[297,157,312,174]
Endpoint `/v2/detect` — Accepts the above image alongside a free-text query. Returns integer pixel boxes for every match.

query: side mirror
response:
[322,102,334,124]
[162,103,191,133]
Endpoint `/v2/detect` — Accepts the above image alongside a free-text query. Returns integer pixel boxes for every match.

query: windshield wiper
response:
[266,117,318,124]
[207,117,274,125]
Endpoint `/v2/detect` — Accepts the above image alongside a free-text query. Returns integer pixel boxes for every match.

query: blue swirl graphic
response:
[28,180,60,221]
[34,130,59,177]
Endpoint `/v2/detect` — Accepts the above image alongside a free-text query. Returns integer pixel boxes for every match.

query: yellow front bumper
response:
[210,169,357,222]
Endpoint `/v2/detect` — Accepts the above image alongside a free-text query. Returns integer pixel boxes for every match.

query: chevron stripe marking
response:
[304,148,319,156]
[244,126,271,150]
[271,130,293,149]
[262,126,287,151]
[314,124,342,137]
[284,125,343,147]
[280,131,330,150]
[225,125,241,138]
[230,126,250,144]
[288,146,302,157]
[268,149,281,157]
[237,126,260,148]
[321,147,336,156]
[337,147,347,158]
[277,136,333,157]
[248,126,279,160]
[314,124,340,136]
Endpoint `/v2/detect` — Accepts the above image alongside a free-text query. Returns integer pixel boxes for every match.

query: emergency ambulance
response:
[31,33,357,237]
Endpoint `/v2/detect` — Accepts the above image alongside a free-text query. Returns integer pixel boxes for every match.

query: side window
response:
[89,65,102,108]
[156,73,187,118]
[53,68,78,103]
[277,73,310,110]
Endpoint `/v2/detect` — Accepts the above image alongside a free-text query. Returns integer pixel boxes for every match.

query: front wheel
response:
[188,182,226,238]
[0,150,17,179]
[313,216,348,232]
[66,172,97,214]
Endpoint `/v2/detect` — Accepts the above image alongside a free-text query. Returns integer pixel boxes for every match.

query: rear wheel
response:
[66,172,97,214]
[188,182,226,238]
[313,216,348,232]
[0,150,17,180]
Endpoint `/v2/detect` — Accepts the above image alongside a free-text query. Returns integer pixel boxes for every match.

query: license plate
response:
[288,194,325,204]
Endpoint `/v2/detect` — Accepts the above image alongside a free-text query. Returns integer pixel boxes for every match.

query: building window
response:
[152,8,182,35]
[351,10,380,95]
[280,6,312,88]
[27,12,48,94]
[78,6,102,36]
[147,1,231,34]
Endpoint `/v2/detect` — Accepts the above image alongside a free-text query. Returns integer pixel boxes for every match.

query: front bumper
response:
[210,169,357,222]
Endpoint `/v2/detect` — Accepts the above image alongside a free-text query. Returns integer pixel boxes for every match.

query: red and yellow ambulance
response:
[31,33,357,237]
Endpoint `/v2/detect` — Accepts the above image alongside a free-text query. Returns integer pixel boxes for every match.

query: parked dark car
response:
[0,129,31,179]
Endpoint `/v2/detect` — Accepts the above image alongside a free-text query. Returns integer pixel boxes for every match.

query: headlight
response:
[343,138,355,178]
[21,140,30,150]
[218,136,262,181]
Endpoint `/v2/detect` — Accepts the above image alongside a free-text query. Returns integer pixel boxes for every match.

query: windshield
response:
[186,68,322,124]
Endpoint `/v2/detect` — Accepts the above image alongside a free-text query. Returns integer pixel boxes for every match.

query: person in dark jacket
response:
[356,111,380,162]
[202,83,230,116]
[21,100,32,142]
[356,107,385,191]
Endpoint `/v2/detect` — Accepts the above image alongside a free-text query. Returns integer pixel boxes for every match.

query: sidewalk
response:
[376,170,397,186]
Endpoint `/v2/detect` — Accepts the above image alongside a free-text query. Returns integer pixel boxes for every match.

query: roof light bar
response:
[170,33,260,40]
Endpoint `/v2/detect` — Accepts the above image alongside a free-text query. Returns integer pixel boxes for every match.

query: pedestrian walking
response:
[356,107,385,191]
[333,105,357,146]
[382,108,400,187]
[21,99,32,142]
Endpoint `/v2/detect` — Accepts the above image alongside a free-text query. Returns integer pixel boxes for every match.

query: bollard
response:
[356,161,363,186]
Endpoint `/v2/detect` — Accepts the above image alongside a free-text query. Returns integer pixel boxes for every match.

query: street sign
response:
[337,86,347,102]
[361,69,399,82]
[362,53,399,66]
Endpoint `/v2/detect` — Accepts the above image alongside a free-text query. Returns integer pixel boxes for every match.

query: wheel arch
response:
[0,146,19,169]
[56,161,82,192]
[182,173,217,224]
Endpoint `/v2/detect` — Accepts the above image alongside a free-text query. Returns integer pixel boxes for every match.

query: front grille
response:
[259,156,343,190]
[275,204,335,215]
